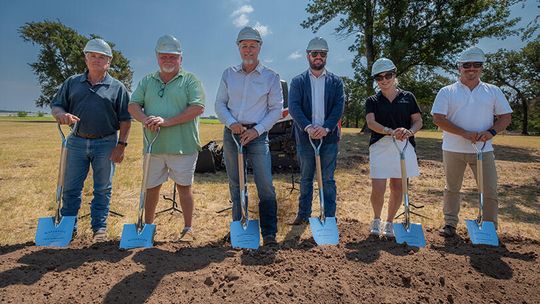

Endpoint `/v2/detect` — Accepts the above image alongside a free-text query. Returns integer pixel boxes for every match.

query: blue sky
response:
[0,0,537,115]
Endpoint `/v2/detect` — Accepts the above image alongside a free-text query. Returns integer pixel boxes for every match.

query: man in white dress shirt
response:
[215,26,283,246]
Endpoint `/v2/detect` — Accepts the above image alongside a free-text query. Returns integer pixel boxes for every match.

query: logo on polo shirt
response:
[396,97,409,104]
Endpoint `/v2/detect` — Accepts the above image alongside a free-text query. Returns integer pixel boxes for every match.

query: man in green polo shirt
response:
[128,34,205,241]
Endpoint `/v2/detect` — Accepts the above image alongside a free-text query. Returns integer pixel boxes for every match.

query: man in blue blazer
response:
[288,37,345,225]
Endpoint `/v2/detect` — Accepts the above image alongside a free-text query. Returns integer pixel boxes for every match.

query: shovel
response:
[229,132,260,249]
[308,137,339,246]
[119,129,160,249]
[35,123,78,247]
[465,142,499,246]
[392,136,426,248]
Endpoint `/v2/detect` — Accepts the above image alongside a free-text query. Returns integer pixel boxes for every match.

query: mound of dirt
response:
[1,220,538,304]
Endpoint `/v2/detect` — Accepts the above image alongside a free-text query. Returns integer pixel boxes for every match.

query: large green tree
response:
[19,20,133,107]
[303,0,521,88]
[482,41,540,135]
[302,0,523,129]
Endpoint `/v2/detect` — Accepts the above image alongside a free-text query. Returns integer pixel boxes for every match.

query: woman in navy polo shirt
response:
[365,58,423,238]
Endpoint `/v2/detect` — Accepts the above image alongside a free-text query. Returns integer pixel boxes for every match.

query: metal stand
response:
[156,183,183,216]
[288,171,299,194]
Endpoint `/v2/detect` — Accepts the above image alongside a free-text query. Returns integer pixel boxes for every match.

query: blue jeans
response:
[222,128,277,238]
[296,142,338,220]
[61,134,117,232]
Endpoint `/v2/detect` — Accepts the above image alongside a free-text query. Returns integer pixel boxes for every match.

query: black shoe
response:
[438,225,456,237]
[289,216,309,225]
[263,236,277,246]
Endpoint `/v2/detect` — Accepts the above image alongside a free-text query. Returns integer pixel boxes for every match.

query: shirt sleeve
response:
[365,96,375,114]
[214,69,238,127]
[130,78,146,106]
[431,87,448,115]
[50,78,71,111]
[116,83,132,121]
[254,72,283,135]
[408,92,422,115]
[492,86,513,115]
[187,74,206,108]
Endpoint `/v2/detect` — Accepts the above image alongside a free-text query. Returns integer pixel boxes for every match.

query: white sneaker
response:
[178,227,196,242]
[370,219,381,236]
[382,222,394,238]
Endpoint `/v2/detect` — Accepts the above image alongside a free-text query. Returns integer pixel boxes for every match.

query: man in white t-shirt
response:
[431,46,512,237]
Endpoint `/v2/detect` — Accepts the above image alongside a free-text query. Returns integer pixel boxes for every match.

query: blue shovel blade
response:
[309,217,339,246]
[465,220,499,246]
[230,220,260,249]
[394,223,426,248]
[119,223,156,249]
[35,216,76,247]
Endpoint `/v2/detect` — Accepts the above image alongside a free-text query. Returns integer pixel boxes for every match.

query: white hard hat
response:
[83,39,112,58]
[458,46,485,63]
[236,27,262,45]
[306,37,329,52]
[155,35,182,54]
[371,58,396,76]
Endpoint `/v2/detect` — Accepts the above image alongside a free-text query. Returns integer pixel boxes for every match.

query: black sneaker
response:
[263,236,278,246]
[438,225,456,237]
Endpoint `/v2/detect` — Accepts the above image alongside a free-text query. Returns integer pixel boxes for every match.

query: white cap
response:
[83,39,112,58]
[155,35,182,54]
[236,27,262,45]
[458,46,485,63]
[306,37,329,51]
[371,58,396,76]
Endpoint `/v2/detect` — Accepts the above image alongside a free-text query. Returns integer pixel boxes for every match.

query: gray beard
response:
[160,66,176,73]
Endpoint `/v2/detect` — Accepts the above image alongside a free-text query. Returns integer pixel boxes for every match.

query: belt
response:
[76,131,115,139]
[242,123,257,129]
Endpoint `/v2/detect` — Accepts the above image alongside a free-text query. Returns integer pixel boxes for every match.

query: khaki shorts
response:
[146,153,198,188]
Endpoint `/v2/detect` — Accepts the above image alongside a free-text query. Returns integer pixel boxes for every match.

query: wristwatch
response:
[488,129,497,136]
[117,141,128,147]
[325,127,330,133]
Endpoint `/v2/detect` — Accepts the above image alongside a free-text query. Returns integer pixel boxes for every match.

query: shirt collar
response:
[308,68,327,78]
[80,71,112,85]
[457,78,483,90]
[151,70,184,83]
[233,62,264,74]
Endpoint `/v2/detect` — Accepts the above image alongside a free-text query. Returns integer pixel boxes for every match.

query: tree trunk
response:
[521,97,529,135]
[364,0,376,95]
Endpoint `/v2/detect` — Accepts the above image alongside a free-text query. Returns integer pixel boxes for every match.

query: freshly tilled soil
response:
[0,220,538,304]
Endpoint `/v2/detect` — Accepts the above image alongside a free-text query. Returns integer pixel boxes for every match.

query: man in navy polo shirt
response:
[51,38,131,242]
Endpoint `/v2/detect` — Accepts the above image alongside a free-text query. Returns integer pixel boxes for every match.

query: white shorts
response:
[146,153,198,188]
[369,136,419,179]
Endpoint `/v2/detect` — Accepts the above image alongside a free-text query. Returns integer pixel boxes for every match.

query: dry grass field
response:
[0,119,539,245]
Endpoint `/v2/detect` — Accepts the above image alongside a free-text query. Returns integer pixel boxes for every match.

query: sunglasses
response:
[461,62,483,69]
[373,72,395,81]
[309,51,327,58]
[158,83,165,98]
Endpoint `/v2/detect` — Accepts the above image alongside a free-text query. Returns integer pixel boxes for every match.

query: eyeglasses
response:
[461,62,483,69]
[158,83,165,98]
[309,51,327,58]
[373,72,395,82]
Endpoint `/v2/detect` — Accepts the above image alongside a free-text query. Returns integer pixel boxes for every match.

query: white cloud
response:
[233,14,250,28]
[288,51,303,60]
[231,5,254,17]
[253,22,271,36]
[264,58,274,63]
